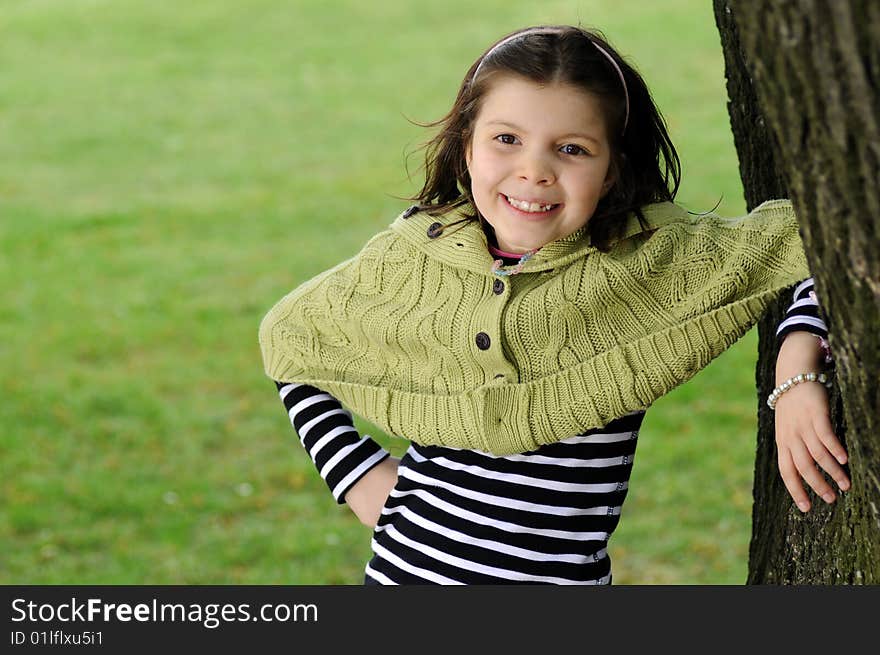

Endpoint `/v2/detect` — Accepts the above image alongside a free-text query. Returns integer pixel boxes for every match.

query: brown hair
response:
[408,25,681,251]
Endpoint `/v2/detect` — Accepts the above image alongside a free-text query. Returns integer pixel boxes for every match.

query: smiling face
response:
[466,74,615,254]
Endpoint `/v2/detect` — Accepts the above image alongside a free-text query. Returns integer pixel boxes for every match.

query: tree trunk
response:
[714,0,880,583]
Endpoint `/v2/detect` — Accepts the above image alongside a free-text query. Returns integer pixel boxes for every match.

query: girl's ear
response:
[600,152,624,198]
[600,171,616,198]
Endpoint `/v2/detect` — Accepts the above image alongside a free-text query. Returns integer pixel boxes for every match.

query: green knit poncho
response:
[260,200,809,455]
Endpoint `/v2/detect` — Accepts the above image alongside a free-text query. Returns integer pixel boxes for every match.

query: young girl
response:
[259,26,849,584]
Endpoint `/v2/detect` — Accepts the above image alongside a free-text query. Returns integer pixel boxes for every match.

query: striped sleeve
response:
[776,277,829,344]
[274,381,390,504]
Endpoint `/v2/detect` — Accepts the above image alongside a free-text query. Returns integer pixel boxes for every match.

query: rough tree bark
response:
[713,0,879,583]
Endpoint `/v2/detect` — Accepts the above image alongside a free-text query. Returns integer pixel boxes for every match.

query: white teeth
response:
[506,195,554,213]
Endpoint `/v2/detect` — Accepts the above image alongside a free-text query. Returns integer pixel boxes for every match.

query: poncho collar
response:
[390,201,691,275]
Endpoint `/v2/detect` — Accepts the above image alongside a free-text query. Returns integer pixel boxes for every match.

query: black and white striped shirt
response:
[274,276,827,585]
[775,277,829,344]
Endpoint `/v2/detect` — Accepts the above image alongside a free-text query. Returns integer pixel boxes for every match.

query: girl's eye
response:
[560,143,588,156]
[495,134,517,145]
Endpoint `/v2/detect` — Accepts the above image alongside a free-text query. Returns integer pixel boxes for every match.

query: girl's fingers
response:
[789,441,837,504]
[804,429,850,492]
[777,447,811,512]
[812,413,849,466]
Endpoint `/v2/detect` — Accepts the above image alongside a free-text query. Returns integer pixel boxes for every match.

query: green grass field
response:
[2,0,764,584]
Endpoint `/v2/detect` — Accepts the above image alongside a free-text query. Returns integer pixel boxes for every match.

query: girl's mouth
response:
[502,194,561,217]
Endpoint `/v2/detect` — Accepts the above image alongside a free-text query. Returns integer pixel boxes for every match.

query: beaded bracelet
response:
[767,372,833,410]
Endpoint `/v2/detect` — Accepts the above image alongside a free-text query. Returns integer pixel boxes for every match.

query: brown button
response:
[492,279,505,295]
[402,205,420,219]
[427,222,443,238]
[475,332,491,350]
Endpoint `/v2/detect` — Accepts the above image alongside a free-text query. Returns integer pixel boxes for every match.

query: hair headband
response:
[472,28,630,133]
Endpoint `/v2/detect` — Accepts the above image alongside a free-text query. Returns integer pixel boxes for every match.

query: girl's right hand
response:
[774,382,849,513]
[344,456,400,528]
[774,330,849,512]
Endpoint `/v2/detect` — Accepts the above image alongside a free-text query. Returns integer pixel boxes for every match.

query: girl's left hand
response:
[774,381,850,512]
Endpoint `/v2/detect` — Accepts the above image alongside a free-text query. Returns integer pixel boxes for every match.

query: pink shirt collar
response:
[488,244,531,259]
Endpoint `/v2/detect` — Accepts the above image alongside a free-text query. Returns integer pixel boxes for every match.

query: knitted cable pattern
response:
[260,200,810,455]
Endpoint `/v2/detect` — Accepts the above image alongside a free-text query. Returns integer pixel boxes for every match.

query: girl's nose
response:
[518,152,556,185]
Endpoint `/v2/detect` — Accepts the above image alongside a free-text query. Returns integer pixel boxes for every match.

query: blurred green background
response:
[1,0,762,584]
